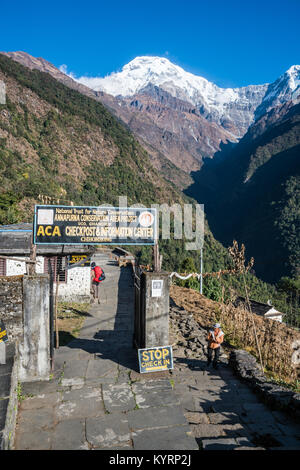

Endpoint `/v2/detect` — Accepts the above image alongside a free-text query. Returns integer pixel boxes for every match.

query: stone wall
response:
[0,343,18,450]
[229,349,300,422]
[0,275,23,342]
[0,274,51,448]
[0,274,51,380]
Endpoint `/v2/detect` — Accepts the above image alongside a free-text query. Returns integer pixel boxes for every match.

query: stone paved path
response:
[13,253,197,450]
[13,253,300,450]
[169,306,300,450]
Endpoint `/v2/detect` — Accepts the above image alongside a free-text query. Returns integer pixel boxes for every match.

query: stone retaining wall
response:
[229,349,300,422]
[170,297,300,423]
[0,276,23,342]
[0,343,18,450]
[0,274,51,448]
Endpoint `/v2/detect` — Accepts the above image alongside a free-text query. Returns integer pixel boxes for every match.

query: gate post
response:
[142,271,170,348]
[18,274,51,382]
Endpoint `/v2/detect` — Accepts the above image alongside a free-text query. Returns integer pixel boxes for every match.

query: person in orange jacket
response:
[207,323,224,369]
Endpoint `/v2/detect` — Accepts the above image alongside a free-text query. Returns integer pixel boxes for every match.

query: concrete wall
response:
[144,272,170,348]
[18,275,51,382]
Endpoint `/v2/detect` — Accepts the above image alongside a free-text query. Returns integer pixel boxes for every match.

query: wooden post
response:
[242,271,264,373]
[153,243,160,272]
[54,251,64,349]
[28,232,36,275]
[200,247,203,294]
[55,274,60,349]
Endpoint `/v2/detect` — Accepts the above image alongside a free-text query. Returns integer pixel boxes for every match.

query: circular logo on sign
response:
[139,211,154,227]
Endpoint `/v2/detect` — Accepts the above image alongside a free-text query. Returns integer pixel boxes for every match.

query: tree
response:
[203,277,222,302]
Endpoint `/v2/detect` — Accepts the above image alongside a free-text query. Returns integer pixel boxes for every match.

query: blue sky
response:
[1,0,299,87]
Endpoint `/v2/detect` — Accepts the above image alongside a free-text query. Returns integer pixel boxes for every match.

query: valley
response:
[0,51,299,323]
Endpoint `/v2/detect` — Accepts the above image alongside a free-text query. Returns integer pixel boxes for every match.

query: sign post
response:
[200,247,203,295]
[153,243,160,272]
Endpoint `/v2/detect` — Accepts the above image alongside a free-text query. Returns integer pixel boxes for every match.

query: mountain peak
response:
[76,55,266,106]
[74,56,268,136]
[286,64,300,75]
[122,56,196,80]
[79,55,211,100]
[124,55,174,69]
[254,64,300,118]
[284,65,300,95]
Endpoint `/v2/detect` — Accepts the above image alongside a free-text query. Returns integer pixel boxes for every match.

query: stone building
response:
[0,223,93,302]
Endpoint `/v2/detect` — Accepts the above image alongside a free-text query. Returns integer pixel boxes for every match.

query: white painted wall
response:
[6,258,27,276]
[56,265,91,302]
[265,307,283,323]
[265,314,283,323]
[5,256,91,302]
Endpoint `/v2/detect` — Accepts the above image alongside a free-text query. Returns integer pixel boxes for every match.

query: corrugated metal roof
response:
[0,224,94,255]
[0,223,32,232]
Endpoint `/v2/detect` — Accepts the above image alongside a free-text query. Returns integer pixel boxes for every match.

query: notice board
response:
[34,205,157,245]
[138,345,173,373]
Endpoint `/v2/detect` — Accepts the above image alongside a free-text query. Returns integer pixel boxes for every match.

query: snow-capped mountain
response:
[75,56,300,137]
[76,56,269,135]
[2,51,299,185]
[77,56,263,107]
[255,65,300,119]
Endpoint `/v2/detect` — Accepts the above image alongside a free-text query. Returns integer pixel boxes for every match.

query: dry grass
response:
[56,301,90,346]
[170,284,300,387]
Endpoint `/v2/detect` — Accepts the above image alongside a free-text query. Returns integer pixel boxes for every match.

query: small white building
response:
[0,223,94,303]
[234,296,284,323]
[263,307,284,323]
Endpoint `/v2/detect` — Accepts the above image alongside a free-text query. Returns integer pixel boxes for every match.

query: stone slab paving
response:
[13,254,300,451]
[169,305,300,450]
[13,254,197,451]
[171,361,300,449]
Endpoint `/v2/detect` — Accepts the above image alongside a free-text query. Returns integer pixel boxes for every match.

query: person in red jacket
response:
[91,262,105,303]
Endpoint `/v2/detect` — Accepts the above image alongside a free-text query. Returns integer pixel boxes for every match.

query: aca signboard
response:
[138,346,173,373]
[34,205,157,245]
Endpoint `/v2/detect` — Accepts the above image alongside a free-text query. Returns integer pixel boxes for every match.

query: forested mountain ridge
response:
[0,53,234,276]
[186,100,300,282]
[1,51,196,190]
[0,53,183,211]
[0,53,297,320]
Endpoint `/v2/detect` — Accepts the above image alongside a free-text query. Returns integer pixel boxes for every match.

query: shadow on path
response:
[64,263,139,372]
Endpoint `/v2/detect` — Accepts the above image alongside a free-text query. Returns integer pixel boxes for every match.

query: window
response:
[44,256,67,283]
[0,258,6,276]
